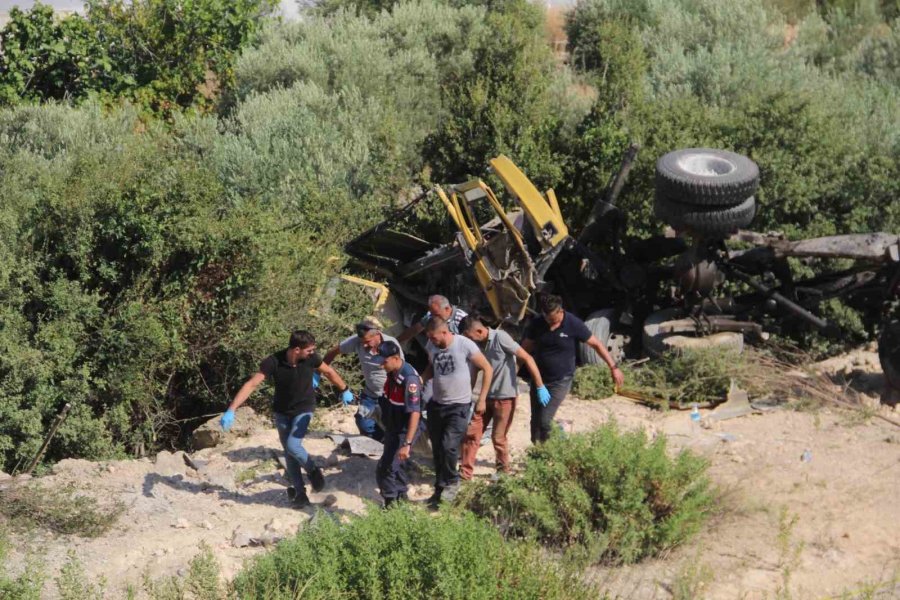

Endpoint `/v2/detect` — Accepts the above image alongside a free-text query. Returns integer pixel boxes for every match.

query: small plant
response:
[573,362,619,399]
[233,505,597,599]
[775,507,804,600]
[0,526,44,599]
[0,483,124,537]
[671,552,713,600]
[56,552,105,600]
[235,459,279,486]
[460,422,714,565]
[142,542,224,600]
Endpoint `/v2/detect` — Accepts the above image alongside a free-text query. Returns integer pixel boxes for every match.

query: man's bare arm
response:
[318,362,348,391]
[470,352,493,412]
[515,347,544,389]
[227,372,266,411]
[586,335,624,387]
[322,345,342,365]
[397,322,424,344]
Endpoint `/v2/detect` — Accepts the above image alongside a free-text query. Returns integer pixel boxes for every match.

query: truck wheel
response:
[654,195,756,237]
[879,320,900,407]
[578,309,624,365]
[656,148,759,206]
[642,307,744,358]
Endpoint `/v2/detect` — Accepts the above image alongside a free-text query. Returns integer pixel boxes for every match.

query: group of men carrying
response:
[220,294,624,509]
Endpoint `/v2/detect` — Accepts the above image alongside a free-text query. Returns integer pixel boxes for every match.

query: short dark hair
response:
[539,294,563,315]
[425,316,449,333]
[459,313,485,333]
[377,340,402,359]
[289,330,316,349]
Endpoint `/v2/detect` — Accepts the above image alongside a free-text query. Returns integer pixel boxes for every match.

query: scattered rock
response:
[153,451,191,477]
[105,464,116,474]
[200,521,214,530]
[322,494,338,508]
[193,406,263,450]
[231,526,254,548]
[173,518,191,529]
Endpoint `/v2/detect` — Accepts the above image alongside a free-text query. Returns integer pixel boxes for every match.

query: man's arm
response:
[397,411,421,462]
[397,322,424,344]
[322,345,342,365]
[520,337,535,354]
[470,352,493,413]
[586,335,624,387]
[317,362,348,391]
[420,363,433,385]
[514,347,544,389]
[226,372,266,412]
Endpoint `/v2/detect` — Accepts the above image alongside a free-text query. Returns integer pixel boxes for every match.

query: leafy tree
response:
[0,4,109,105]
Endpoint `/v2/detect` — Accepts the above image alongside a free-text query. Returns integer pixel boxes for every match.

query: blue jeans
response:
[274,412,316,492]
[355,392,385,442]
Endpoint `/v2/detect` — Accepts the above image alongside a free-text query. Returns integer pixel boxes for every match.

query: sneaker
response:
[286,486,297,501]
[291,489,311,508]
[441,482,461,504]
[426,490,442,510]
[308,466,326,492]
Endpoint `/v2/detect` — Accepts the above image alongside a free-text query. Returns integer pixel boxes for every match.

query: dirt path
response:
[5,353,900,599]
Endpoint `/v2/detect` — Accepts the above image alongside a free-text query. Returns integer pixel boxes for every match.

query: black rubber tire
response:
[654,194,756,237]
[656,148,759,206]
[578,309,615,366]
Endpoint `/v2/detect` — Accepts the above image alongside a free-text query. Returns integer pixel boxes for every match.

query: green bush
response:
[233,506,596,599]
[0,483,124,537]
[461,422,713,565]
[0,0,274,115]
[573,362,618,400]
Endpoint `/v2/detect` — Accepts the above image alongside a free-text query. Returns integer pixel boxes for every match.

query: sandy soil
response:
[4,349,900,599]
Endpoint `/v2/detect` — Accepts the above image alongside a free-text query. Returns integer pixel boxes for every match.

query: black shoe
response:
[291,489,311,508]
[287,486,297,501]
[426,490,442,510]
[384,493,409,509]
[308,466,326,492]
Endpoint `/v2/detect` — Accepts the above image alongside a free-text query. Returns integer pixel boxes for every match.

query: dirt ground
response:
[4,348,900,599]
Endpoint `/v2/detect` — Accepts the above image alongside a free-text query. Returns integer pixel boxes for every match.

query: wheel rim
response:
[677,154,736,177]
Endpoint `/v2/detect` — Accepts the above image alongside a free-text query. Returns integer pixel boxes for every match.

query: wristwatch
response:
[401,440,413,447]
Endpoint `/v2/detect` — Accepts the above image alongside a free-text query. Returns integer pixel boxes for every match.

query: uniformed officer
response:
[375,340,424,508]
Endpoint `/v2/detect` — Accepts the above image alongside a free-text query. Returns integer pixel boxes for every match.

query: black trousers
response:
[529,377,573,443]
[376,420,422,500]
[426,402,470,489]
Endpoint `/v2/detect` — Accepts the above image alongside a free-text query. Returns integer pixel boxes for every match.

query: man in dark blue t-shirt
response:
[522,294,624,443]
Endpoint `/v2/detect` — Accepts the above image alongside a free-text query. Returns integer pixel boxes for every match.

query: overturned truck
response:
[344,148,900,406]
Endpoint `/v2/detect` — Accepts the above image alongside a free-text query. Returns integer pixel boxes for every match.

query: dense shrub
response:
[0,0,274,115]
[0,104,363,471]
[461,422,713,565]
[233,506,596,599]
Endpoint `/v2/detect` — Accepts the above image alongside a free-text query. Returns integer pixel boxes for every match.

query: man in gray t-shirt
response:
[421,316,492,506]
[459,315,548,478]
[397,294,468,344]
[323,318,402,441]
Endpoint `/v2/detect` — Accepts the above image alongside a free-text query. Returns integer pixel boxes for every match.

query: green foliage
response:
[0,483,124,537]
[0,0,274,115]
[626,348,740,408]
[461,422,713,565]
[0,527,44,599]
[422,0,573,187]
[233,505,596,599]
[56,552,105,600]
[141,543,224,600]
[573,361,617,399]
[0,4,107,106]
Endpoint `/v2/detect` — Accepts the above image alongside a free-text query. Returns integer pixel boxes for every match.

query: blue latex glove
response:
[536,386,551,407]
[341,389,354,406]
[220,409,235,432]
[312,372,321,389]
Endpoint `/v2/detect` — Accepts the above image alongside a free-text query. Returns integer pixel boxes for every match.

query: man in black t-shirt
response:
[220,330,354,508]
[522,295,624,443]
